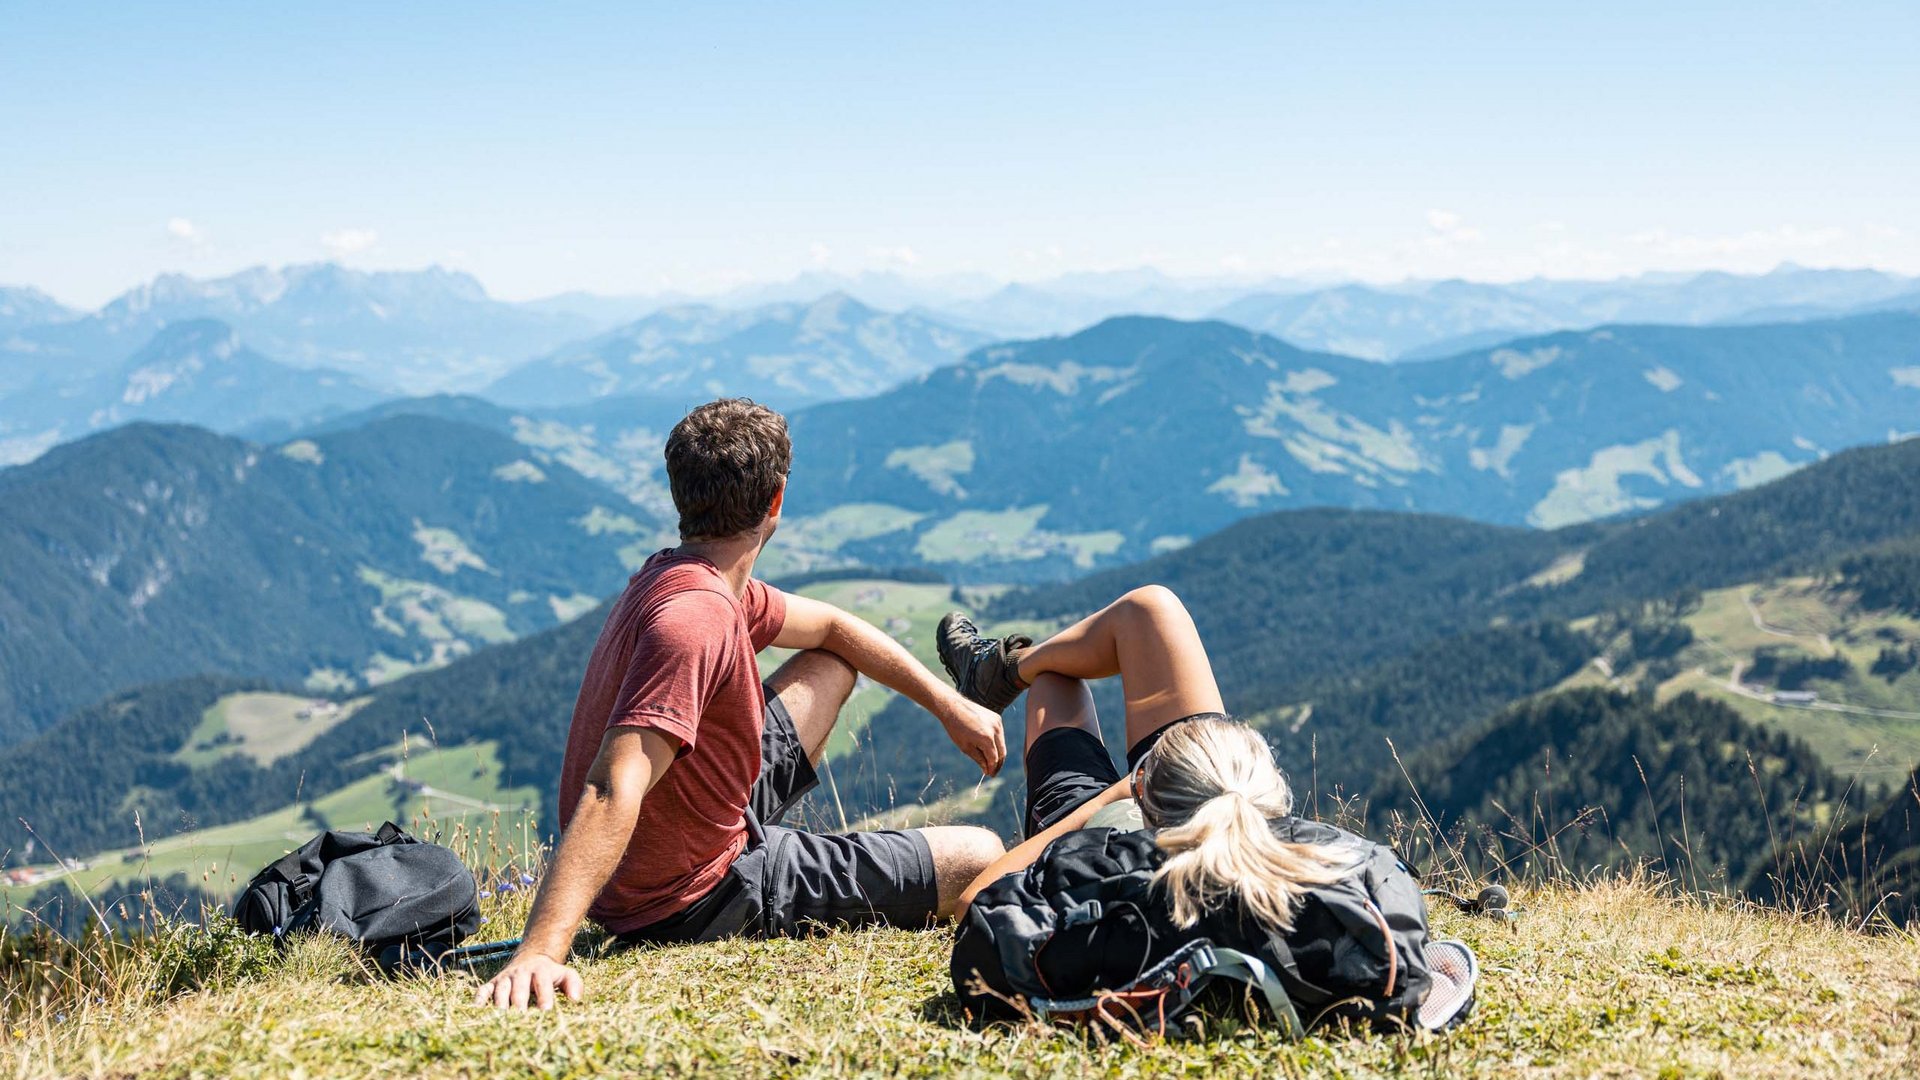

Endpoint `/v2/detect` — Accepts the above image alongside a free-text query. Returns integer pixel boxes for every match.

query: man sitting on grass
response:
[476,398,1007,1010]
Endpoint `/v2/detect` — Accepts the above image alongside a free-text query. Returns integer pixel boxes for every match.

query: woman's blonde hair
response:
[1136,717,1358,932]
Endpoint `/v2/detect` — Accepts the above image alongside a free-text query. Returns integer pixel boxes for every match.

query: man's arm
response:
[474,727,676,1010]
[773,592,1006,775]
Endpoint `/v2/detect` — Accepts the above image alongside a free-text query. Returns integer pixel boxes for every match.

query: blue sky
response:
[2,1,1916,306]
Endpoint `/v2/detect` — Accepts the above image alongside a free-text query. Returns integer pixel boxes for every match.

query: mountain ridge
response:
[780,310,1920,575]
[484,292,989,409]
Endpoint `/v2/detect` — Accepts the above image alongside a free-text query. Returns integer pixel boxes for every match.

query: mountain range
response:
[483,292,989,409]
[0,320,383,463]
[797,264,1917,350]
[1212,265,1920,360]
[0,264,600,398]
[0,286,77,336]
[779,311,1920,576]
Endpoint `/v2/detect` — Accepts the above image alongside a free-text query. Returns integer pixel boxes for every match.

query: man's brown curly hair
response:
[663,398,792,541]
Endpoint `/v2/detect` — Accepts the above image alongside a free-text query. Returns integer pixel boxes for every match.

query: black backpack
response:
[234,822,482,973]
[951,819,1477,1036]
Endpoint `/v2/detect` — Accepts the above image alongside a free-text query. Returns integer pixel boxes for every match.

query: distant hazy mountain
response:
[781,312,1920,575]
[0,285,76,336]
[0,320,382,464]
[1518,265,1916,326]
[1215,281,1564,361]
[0,264,598,396]
[0,287,84,402]
[712,270,1003,313]
[485,293,989,409]
[516,290,669,327]
[260,391,688,522]
[926,270,1276,339]
[1219,266,1917,360]
[0,415,664,742]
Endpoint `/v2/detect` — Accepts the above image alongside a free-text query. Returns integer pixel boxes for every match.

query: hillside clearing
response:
[5,879,1918,1077]
[1557,577,1920,794]
[173,692,368,768]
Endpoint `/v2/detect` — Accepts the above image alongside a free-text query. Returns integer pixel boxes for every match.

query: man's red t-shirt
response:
[557,550,787,933]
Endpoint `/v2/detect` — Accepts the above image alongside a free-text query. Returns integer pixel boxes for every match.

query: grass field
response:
[174,692,369,769]
[6,877,1917,1077]
[914,506,1127,569]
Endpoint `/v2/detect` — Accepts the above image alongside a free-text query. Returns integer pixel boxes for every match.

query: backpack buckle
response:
[1061,900,1104,928]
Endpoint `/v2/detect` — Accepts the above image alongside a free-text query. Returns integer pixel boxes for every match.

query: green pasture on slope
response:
[1,742,538,909]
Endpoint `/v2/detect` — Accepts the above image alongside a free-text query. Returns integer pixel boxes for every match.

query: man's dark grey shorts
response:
[615,684,940,945]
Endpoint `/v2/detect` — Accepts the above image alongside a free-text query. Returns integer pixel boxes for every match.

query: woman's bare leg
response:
[1015,585,1224,749]
[1023,672,1101,754]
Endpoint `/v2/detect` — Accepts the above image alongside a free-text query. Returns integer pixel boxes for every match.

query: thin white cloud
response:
[1425,208,1484,246]
[866,244,921,266]
[165,217,207,246]
[321,227,379,257]
[809,242,833,265]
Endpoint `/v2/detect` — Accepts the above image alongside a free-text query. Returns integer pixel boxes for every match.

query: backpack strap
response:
[373,821,414,845]
[1199,946,1306,1038]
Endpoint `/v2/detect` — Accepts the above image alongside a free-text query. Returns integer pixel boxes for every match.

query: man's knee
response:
[767,648,857,711]
[921,825,1007,916]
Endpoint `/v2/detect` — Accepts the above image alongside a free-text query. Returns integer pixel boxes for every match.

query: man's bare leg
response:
[764,648,858,764]
[1015,585,1225,747]
[765,648,1004,919]
[921,825,1007,917]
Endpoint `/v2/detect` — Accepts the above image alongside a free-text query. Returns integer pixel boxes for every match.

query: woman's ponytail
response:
[1139,719,1357,932]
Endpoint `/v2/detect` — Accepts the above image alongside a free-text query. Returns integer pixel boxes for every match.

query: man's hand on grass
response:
[474,952,584,1011]
[939,694,1007,777]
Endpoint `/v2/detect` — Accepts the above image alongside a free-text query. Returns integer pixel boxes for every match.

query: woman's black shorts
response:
[1021,712,1228,836]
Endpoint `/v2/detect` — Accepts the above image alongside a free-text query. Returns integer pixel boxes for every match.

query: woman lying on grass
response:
[935,586,1473,1034]
[938,585,1356,919]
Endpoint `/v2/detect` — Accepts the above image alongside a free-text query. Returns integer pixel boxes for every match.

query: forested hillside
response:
[0,416,659,741]
[1839,537,1920,616]
[1805,770,1920,925]
[995,508,1579,706]
[0,601,609,867]
[1374,689,1858,894]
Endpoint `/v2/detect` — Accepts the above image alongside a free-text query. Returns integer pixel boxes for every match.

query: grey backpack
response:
[951,818,1477,1036]
[234,822,481,973]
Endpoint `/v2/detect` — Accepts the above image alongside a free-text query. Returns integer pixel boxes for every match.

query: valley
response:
[5,262,1920,934]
